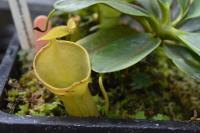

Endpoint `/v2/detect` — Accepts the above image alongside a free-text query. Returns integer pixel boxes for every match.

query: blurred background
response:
[0,0,56,26]
[0,0,55,57]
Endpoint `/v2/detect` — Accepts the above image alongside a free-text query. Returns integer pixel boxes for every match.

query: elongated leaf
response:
[171,0,180,20]
[163,44,200,80]
[78,29,160,73]
[178,33,200,56]
[137,0,161,17]
[177,0,189,14]
[185,0,200,20]
[54,0,148,17]
[179,17,200,32]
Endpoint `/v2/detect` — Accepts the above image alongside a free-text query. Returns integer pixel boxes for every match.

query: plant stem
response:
[160,26,183,41]
[158,1,171,24]
[98,74,109,114]
[147,16,160,34]
[172,14,183,26]
[135,17,152,32]
[172,7,190,27]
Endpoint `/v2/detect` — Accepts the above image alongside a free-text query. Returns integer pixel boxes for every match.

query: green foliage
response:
[177,0,189,16]
[54,0,148,16]
[179,17,200,32]
[52,0,200,81]
[163,44,200,80]
[185,0,200,20]
[178,33,200,56]
[5,0,200,120]
[79,31,160,73]
[137,0,160,17]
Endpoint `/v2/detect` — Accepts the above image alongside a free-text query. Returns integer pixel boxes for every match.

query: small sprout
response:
[16,104,29,116]
[134,111,146,119]
[152,114,170,121]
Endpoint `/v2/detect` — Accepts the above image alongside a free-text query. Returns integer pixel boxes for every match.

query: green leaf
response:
[179,17,200,32]
[185,0,200,20]
[178,32,200,56]
[172,0,190,25]
[177,0,189,14]
[171,0,180,20]
[137,0,161,17]
[78,28,161,73]
[54,0,148,17]
[77,27,135,57]
[163,44,200,80]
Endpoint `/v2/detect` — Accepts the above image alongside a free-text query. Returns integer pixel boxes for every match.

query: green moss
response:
[4,49,200,121]
[5,71,66,116]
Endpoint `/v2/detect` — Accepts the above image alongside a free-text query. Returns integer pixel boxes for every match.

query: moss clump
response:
[5,71,66,116]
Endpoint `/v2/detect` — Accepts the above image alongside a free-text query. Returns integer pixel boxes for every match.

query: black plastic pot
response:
[1,35,200,133]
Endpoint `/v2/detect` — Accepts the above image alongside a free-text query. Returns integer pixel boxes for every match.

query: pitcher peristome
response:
[33,40,99,117]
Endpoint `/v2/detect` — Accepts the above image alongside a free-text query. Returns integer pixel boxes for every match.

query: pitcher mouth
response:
[33,40,91,95]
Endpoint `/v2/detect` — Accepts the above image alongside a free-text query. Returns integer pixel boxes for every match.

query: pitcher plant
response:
[33,19,99,117]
